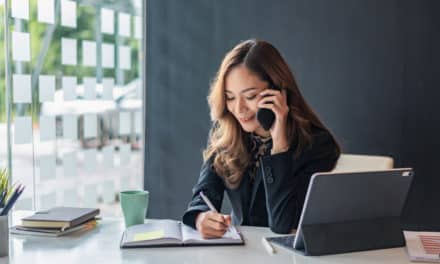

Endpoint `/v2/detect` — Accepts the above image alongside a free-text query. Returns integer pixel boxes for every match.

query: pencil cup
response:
[0,214,8,257]
[120,190,149,227]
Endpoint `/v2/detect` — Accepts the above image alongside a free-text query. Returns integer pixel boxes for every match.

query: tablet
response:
[293,168,413,255]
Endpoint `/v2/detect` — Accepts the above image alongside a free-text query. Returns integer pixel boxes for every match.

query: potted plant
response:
[0,168,10,257]
[0,169,12,208]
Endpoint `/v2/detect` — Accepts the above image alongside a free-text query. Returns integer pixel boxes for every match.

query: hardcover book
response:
[21,207,100,230]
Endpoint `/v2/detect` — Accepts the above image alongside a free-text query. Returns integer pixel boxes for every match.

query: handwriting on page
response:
[133,230,165,241]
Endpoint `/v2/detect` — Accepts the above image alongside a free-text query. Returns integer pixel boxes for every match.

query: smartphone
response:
[256,84,281,131]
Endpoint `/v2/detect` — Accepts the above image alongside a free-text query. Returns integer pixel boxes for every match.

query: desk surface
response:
[0,216,412,264]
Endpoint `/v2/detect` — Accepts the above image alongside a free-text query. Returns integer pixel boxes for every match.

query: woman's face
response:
[225,65,269,136]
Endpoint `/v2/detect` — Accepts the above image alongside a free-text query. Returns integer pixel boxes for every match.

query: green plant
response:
[0,168,13,208]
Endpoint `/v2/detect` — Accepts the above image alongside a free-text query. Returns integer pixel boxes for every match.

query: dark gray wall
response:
[145,0,440,229]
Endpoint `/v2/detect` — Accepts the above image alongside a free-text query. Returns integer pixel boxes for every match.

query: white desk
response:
[0,217,412,264]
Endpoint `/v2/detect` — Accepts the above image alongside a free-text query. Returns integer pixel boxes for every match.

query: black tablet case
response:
[294,169,413,256]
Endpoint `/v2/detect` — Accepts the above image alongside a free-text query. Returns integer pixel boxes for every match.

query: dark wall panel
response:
[399,0,440,229]
[145,0,440,228]
[145,0,217,218]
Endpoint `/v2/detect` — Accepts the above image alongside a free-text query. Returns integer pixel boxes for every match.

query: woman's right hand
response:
[195,211,232,239]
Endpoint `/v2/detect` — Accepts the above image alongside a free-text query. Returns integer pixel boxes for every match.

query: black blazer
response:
[182,127,340,234]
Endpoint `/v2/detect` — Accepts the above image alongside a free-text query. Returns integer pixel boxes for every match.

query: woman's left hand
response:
[258,88,290,154]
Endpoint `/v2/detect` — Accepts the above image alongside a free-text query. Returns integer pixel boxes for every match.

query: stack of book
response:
[10,207,100,237]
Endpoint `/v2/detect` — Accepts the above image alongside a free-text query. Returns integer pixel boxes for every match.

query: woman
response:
[182,39,340,237]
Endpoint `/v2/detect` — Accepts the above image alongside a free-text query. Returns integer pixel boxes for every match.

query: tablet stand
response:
[299,216,404,256]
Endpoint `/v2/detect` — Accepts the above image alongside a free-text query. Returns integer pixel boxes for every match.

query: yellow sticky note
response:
[133,230,165,241]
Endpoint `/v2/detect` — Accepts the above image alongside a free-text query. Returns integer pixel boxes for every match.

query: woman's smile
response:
[238,114,255,123]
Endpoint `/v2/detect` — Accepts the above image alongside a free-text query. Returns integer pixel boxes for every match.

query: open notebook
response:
[120,219,244,248]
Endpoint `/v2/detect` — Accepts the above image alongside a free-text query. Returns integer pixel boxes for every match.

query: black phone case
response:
[256,86,281,130]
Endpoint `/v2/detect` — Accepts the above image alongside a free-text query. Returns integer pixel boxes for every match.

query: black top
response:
[182,126,340,234]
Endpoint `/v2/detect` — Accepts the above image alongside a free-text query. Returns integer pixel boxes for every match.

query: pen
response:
[199,191,233,232]
[200,191,217,212]
[0,184,25,216]
[0,184,20,215]
[262,237,276,255]
[0,190,6,207]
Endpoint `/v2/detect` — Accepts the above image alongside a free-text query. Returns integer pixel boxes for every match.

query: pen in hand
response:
[199,191,233,233]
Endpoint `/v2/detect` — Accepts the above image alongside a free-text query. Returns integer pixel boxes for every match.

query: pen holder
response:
[0,214,8,257]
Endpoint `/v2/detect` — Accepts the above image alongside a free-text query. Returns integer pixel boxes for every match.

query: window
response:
[0,0,145,216]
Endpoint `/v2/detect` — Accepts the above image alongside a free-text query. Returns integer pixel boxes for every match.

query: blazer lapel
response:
[249,162,263,212]
[226,187,244,225]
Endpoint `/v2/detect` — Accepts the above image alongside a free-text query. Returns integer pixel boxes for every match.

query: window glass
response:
[0,0,144,216]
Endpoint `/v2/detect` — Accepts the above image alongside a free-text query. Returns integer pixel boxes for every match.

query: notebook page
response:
[181,223,242,244]
[123,220,183,247]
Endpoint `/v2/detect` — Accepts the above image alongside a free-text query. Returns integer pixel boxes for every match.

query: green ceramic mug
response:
[120,190,149,227]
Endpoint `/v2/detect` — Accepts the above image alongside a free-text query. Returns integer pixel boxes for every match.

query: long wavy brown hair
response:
[204,39,339,189]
